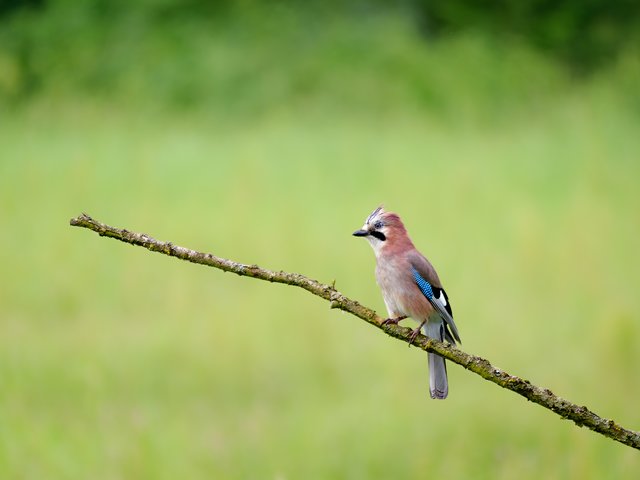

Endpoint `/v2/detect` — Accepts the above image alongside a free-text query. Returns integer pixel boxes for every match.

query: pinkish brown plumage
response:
[353,206,460,399]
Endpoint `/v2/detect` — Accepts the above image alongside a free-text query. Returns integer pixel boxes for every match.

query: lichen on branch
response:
[70,213,640,451]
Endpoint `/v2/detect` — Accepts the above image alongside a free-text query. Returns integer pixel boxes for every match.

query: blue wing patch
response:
[411,267,433,300]
[412,265,461,343]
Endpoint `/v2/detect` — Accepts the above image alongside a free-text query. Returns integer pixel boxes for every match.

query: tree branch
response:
[69,213,640,450]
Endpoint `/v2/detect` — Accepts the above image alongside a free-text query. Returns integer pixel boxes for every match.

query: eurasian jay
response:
[353,206,461,399]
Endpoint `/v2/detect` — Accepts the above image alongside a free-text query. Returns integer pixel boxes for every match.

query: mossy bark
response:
[70,213,640,451]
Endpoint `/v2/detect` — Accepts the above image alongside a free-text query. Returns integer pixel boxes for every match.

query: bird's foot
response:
[407,320,427,346]
[382,315,407,326]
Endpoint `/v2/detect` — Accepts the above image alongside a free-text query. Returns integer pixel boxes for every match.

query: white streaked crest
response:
[365,205,384,225]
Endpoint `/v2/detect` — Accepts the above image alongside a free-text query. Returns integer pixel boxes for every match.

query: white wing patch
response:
[435,290,447,307]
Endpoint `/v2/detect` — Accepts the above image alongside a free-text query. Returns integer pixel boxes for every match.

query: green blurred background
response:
[1,0,640,478]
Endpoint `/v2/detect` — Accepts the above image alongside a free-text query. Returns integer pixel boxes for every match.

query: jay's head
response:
[353,206,410,254]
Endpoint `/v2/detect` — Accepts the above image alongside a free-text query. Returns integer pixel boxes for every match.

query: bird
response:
[353,206,461,399]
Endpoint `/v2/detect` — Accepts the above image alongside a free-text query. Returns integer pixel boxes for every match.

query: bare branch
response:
[70,213,640,450]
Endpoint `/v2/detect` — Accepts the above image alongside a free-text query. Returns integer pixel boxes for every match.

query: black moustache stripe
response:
[370,231,386,241]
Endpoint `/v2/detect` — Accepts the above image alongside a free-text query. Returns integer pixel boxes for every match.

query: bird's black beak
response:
[352,229,369,237]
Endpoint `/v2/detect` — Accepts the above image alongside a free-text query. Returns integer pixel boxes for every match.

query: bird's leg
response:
[382,315,408,326]
[408,319,427,346]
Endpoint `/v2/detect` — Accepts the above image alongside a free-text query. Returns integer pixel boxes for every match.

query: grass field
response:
[1,76,640,478]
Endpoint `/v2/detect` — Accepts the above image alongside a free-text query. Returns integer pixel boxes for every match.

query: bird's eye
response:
[373,221,383,229]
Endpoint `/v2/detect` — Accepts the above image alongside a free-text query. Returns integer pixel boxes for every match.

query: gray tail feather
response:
[424,320,448,400]
[428,353,448,399]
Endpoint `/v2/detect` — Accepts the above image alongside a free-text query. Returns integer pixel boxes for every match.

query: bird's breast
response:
[375,258,433,320]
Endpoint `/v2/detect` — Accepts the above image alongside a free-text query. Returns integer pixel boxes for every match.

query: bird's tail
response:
[424,320,448,399]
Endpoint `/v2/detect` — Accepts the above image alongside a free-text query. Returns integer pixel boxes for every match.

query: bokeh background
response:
[1,0,640,478]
